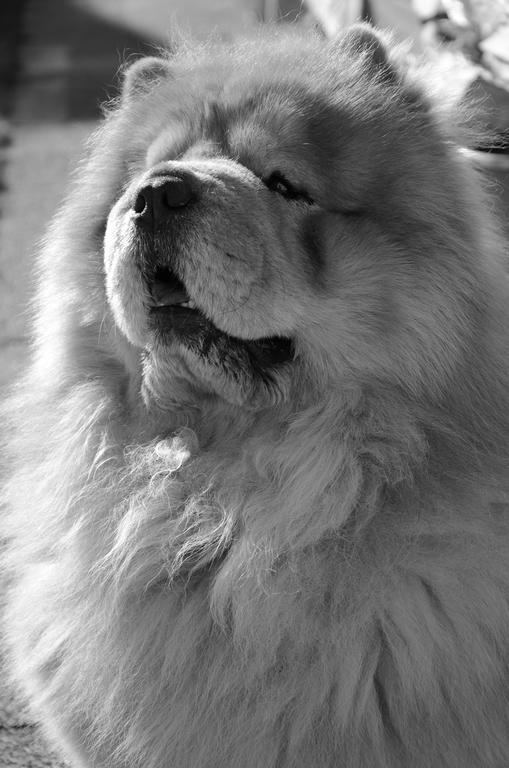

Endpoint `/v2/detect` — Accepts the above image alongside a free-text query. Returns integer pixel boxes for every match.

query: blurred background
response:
[0,1,508,765]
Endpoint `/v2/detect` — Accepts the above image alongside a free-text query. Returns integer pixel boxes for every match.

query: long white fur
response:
[2,26,509,768]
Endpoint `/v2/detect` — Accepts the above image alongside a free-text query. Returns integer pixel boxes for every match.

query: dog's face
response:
[104,27,474,408]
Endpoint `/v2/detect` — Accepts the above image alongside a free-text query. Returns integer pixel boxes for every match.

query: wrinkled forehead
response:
[146,72,344,174]
[222,83,342,173]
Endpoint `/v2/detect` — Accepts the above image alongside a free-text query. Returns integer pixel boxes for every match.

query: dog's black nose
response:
[133,175,194,227]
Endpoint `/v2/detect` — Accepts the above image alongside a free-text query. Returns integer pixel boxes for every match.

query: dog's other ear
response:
[122,56,172,100]
[331,24,398,83]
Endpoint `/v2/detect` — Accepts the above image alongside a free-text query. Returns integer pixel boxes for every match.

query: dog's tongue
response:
[150,269,189,307]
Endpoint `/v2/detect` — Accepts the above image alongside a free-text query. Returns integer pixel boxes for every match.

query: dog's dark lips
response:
[146,267,295,369]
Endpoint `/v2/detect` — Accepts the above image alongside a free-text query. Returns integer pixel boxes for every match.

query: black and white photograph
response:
[1,1,509,766]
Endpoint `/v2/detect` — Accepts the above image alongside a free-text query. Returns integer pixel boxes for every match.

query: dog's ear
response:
[331,24,398,84]
[122,56,172,100]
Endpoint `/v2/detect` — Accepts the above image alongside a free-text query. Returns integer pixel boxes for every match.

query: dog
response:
[2,24,509,768]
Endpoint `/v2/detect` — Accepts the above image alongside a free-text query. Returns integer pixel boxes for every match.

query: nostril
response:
[133,191,149,215]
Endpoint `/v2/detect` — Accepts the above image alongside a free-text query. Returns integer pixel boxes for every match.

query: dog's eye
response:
[263,172,313,203]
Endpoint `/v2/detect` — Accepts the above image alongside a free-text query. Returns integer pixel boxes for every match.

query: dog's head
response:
[103,26,488,409]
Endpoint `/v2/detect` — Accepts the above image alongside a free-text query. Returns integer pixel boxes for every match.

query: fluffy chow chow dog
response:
[2,23,509,768]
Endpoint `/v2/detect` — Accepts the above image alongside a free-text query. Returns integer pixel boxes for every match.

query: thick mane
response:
[3,308,509,767]
[2,28,509,768]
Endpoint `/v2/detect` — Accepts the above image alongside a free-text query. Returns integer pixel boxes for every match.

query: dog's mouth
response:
[146,266,295,371]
